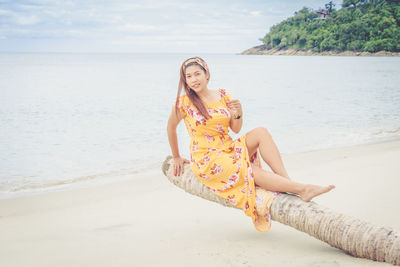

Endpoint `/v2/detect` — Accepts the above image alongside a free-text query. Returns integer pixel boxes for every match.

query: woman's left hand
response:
[227,99,242,118]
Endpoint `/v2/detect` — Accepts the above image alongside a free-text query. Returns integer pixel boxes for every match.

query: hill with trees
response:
[242,0,400,55]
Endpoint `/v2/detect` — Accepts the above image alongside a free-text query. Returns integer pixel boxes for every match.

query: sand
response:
[1,139,399,267]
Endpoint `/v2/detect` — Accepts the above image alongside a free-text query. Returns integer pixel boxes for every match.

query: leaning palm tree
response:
[162,156,400,266]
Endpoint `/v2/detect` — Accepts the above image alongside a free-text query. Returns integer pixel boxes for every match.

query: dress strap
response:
[218,88,223,97]
[218,88,230,104]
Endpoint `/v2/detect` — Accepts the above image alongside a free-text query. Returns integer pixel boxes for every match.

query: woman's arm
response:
[167,105,189,176]
[228,99,243,134]
[167,104,184,157]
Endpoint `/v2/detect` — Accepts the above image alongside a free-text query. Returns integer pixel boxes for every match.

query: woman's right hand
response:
[173,156,190,176]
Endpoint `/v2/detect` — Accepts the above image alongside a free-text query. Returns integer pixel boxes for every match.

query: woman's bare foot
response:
[299,184,335,202]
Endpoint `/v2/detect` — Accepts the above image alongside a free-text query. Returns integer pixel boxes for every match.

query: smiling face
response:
[185,64,208,93]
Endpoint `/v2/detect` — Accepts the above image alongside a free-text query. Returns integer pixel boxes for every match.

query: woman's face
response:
[185,65,208,93]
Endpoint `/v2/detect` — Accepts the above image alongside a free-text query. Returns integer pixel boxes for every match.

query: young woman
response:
[167,56,335,232]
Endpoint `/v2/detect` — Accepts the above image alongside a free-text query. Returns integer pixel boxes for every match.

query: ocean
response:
[0,53,399,198]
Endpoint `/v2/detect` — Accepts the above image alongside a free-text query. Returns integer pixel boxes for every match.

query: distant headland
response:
[241,0,400,56]
[241,45,400,56]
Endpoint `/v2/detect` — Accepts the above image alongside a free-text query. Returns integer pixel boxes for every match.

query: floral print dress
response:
[178,88,279,232]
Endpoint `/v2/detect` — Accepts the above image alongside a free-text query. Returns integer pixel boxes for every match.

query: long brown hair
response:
[175,57,212,120]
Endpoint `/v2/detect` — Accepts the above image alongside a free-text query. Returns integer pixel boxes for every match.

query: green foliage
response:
[261,0,400,52]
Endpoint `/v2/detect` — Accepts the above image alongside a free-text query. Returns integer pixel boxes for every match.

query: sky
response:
[0,0,339,53]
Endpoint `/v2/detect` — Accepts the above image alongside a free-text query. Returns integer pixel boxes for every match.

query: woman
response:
[167,56,335,232]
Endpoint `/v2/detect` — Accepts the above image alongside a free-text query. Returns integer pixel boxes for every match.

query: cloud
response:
[249,11,262,17]
[0,9,14,15]
[117,24,160,32]
[174,40,197,46]
[14,14,40,25]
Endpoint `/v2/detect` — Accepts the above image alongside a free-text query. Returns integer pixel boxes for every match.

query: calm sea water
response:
[0,53,399,198]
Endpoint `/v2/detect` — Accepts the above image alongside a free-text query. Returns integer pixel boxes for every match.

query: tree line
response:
[261,0,400,52]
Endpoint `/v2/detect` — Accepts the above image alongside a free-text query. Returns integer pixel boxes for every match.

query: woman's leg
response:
[252,164,335,202]
[246,127,290,179]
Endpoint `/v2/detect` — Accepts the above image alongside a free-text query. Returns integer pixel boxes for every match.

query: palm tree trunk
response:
[162,156,400,265]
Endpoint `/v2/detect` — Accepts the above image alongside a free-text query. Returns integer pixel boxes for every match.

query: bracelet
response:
[233,114,241,120]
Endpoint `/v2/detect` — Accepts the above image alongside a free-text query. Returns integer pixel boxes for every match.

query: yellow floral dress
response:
[178,88,279,232]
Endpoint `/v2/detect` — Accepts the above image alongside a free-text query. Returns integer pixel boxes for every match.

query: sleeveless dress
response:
[178,88,279,232]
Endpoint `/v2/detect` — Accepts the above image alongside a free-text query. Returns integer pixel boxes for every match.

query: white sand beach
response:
[1,140,399,267]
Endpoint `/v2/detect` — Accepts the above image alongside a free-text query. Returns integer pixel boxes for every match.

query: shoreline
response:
[1,139,399,266]
[240,45,400,56]
[1,135,400,200]
[283,134,400,157]
[0,167,162,201]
